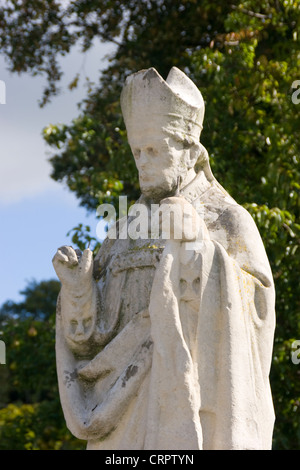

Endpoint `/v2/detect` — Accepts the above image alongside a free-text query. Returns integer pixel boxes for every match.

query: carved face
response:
[129,130,193,202]
[63,311,96,344]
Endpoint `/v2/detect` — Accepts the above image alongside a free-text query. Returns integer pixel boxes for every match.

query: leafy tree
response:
[0,280,85,450]
[0,279,62,321]
[0,0,299,449]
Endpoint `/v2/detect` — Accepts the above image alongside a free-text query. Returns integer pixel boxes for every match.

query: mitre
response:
[120,67,205,143]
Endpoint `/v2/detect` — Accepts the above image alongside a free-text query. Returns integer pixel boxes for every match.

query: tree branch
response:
[230,4,269,20]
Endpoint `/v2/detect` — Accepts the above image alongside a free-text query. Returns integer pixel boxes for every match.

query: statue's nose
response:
[139,150,149,168]
[76,322,84,335]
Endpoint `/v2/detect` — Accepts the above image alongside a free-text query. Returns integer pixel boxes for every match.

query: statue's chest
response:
[97,238,165,328]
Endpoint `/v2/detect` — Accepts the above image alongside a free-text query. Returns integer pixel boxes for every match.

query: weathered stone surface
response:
[53,67,275,450]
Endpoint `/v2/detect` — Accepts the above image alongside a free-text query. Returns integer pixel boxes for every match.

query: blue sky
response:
[0,40,114,306]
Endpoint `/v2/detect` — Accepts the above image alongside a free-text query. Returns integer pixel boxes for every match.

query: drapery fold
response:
[145,237,275,450]
[56,179,275,450]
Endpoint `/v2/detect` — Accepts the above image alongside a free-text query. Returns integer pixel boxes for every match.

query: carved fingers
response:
[55,246,78,266]
[52,246,94,288]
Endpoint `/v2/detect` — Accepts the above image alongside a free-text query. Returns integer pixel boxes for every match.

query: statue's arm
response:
[53,246,99,356]
[217,205,274,288]
[160,195,273,288]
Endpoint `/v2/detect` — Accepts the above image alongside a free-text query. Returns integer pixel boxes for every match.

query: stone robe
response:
[56,172,275,450]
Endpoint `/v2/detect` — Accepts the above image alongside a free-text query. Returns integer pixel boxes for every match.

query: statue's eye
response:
[83,317,92,328]
[70,319,78,334]
[193,277,200,294]
[146,147,158,156]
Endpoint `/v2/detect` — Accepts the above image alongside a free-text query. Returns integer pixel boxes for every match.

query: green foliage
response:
[0,0,299,449]
[0,279,61,320]
[67,224,101,257]
[0,402,84,450]
[0,280,85,450]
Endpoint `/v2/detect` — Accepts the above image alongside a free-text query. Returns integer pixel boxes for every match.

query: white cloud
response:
[0,125,56,204]
[0,40,116,205]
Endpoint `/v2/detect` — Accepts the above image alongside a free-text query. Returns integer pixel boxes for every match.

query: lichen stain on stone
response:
[142,339,153,350]
[122,364,138,388]
[63,368,78,388]
[143,68,158,84]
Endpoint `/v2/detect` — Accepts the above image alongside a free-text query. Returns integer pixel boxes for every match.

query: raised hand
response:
[52,246,94,292]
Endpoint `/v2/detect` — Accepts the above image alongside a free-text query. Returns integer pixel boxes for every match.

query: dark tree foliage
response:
[0,280,85,449]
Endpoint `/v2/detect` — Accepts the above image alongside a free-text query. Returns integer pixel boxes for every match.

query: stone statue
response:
[53,67,276,450]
